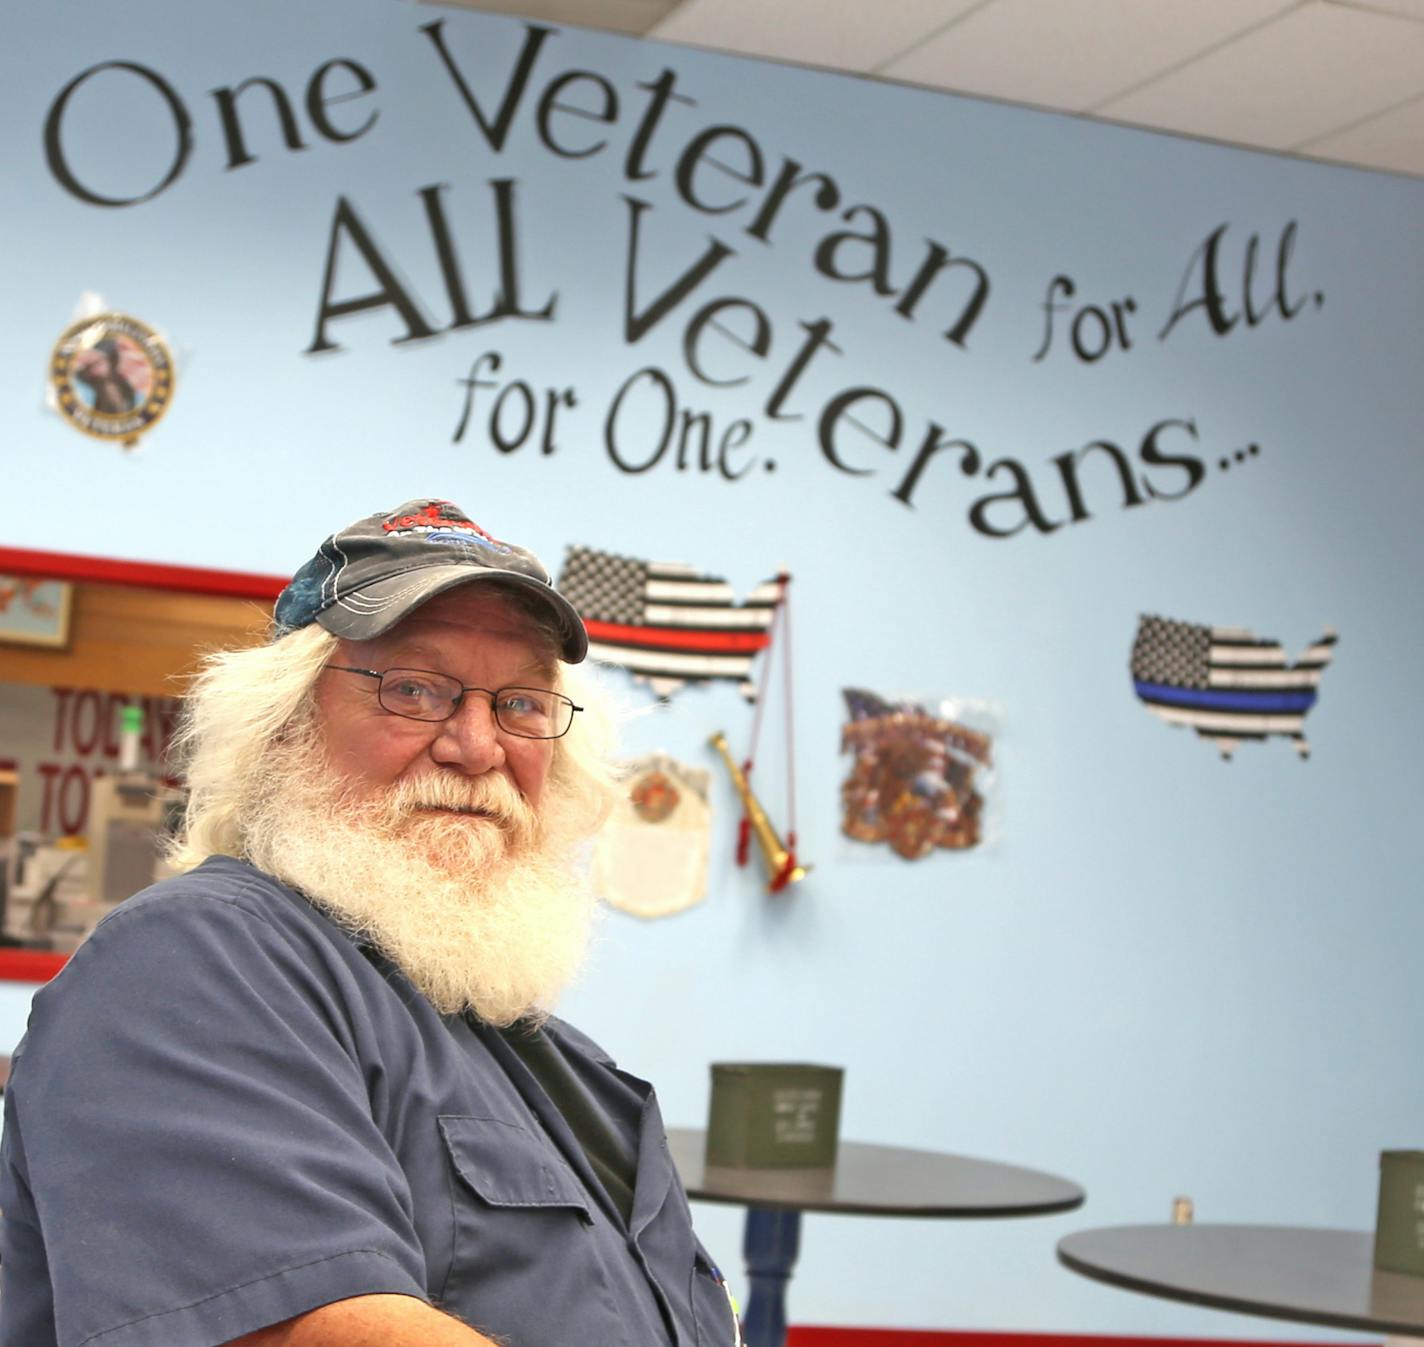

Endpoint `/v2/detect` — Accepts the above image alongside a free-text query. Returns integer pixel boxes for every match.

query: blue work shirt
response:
[0,856,737,1347]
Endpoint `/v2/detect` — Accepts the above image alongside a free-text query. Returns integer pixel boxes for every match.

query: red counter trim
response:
[0,950,69,983]
[786,1331,1366,1347]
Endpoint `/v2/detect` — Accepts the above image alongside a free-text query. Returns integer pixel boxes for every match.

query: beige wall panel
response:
[0,584,271,698]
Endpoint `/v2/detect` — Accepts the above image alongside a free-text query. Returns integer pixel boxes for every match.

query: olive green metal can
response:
[1374,1150,1424,1275]
[705,1063,843,1169]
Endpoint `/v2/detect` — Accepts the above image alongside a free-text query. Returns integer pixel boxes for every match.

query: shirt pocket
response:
[439,1114,592,1215]
[437,1114,632,1346]
[692,1244,743,1347]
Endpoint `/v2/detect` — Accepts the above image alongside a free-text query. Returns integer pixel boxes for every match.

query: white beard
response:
[243,732,599,1026]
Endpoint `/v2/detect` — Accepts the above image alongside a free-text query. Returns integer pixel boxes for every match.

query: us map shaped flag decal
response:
[556,546,781,699]
[1130,614,1338,760]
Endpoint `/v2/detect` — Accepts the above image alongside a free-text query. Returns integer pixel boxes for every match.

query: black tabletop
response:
[667,1126,1084,1218]
[1058,1224,1424,1335]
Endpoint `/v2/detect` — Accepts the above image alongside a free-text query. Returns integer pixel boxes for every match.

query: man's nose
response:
[429,693,506,774]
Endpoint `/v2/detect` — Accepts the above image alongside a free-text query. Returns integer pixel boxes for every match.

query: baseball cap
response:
[272,499,588,662]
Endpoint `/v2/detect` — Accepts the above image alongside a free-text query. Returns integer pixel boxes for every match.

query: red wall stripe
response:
[0,546,286,601]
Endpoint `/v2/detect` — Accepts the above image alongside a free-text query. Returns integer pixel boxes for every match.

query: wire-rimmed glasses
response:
[329,666,581,739]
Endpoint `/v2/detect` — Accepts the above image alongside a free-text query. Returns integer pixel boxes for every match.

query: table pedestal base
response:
[743,1207,802,1347]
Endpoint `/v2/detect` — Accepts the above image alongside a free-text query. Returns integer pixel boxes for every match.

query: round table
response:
[668,1126,1084,1347]
[1058,1223,1424,1335]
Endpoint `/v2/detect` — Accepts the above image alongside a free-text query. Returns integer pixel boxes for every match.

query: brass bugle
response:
[708,732,809,893]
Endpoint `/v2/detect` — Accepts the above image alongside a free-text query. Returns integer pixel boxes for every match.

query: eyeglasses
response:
[328,666,581,739]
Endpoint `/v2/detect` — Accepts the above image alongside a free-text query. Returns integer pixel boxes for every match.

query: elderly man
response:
[0,500,741,1347]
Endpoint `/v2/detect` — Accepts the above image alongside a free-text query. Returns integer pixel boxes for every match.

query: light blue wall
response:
[0,989,35,1051]
[4,0,1422,1338]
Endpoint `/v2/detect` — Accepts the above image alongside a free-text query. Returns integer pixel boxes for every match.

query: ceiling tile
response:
[881,0,1296,110]
[426,0,677,37]
[1335,0,1424,19]
[1299,95,1424,177]
[647,0,983,73]
[1096,0,1424,149]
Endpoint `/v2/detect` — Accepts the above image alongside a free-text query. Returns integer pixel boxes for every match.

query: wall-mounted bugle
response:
[708,732,808,893]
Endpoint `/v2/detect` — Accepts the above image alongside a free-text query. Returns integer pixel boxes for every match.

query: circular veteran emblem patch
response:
[49,312,174,447]
[630,769,680,823]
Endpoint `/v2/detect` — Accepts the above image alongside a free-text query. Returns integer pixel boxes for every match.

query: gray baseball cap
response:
[272,498,587,662]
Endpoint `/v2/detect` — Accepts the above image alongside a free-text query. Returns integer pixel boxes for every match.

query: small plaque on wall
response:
[0,578,72,649]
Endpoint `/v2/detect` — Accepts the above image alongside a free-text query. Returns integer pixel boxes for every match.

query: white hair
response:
[167,613,620,873]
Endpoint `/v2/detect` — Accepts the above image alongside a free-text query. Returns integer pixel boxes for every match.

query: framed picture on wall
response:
[0,577,73,649]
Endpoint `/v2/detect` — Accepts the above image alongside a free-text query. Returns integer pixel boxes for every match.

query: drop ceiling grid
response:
[647,0,984,73]
[1348,0,1424,19]
[876,0,1300,110]
[1097,0,1424,149]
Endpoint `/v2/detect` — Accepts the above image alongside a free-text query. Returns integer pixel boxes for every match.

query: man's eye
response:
[500,692,543,715]
[388,675,441,700]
